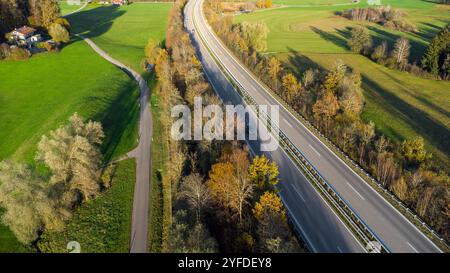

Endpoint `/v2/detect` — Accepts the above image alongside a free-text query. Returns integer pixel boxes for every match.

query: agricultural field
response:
[236,0,450,167]
[68,3,172,72]
[272,0,355,6]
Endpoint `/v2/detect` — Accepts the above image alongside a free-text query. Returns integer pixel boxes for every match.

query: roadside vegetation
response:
[144,0,303,253]
[205,0,450,243]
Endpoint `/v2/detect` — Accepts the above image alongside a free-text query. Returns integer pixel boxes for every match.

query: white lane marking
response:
[283,118,294,128]
[337,246,343,253]
[308,144,321,157]
[346,182,365,201]
[407,242,419,253]
[291,184,306,202]
[193,2,366,253]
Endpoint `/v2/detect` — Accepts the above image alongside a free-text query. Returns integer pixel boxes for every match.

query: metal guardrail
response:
[191,1,450,252]
[190,8,390,253]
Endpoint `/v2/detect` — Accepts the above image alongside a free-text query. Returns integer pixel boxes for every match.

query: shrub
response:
[48,23,70,44]
[9,46,31,61]
[0,43,10,60]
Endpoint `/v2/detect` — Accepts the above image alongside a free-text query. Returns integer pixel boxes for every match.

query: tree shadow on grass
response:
[375,67,450,121]
[413,22,445,41]
[310,26,349,51]
[284,47,326,78]
[361,75,450,157]
[366,26,427,63]
[67,5,126,40]
[82,78,140,162]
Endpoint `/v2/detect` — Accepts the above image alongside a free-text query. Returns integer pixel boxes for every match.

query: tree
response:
[252,191,286,222]
[155,48,171,82]
[375,152,397,187]
[54,17,71,30]
[392,37,410,70]
[264,0,273,8]
[0,0,26,39]
[348,26,372,54]
[357,121,375,165]
[371,41,388,63]
[207,149,254,223]
[421,27,450,76]
[0,161,68,244]
[253,191,297,252]
[268,57,281,90]
[180,173,211,222]
[48,23,70,44]
[391,177,408,201]
[302,69,317,88]
[281,73,301,102]
[41,0,61,27]
[168,210,217,253]
[256,0,264,8]
[401,137,429,166]
[240,21,268,52]
[338,72,364,120]
[145,39,160,65]
[323,60,347,93]
[313,91,340,134]
[248,155,279,190]
[36,113,104,204]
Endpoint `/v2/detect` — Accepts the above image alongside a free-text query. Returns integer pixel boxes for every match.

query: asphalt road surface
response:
[79,36,153,253]
[185,0,442,253]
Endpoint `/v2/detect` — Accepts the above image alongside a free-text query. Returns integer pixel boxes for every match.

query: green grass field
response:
[236,0,450,167]
[68,3,172,72]
[38,159,136,253]
[273,0,354,6]
[0,38,140,253]
[59,0,84,15]
[0,41,140,163]
[0,2,171,252]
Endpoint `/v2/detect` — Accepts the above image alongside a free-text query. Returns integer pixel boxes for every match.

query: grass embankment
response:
[38,159,136,253]
[236,0,450,167]
[148,87,169,253]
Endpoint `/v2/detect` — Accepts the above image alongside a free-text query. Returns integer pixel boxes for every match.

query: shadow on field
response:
[68,5,126,40]
[413,22,444,41]
[84,78,139,162]
[366,26,427,63]
[310,26,349,50]
[284,47,326,77]
[361,75,450,156]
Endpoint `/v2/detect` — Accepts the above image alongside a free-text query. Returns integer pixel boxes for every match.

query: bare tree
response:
[35,113,104,203]
[392,37,410,70]
[180,173,211,222]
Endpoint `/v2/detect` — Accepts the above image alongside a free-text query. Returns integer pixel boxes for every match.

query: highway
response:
[185,0,442,253]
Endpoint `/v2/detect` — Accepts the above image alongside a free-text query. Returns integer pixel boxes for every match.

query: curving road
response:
[185,0,442,253]
[77,35,153,253]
